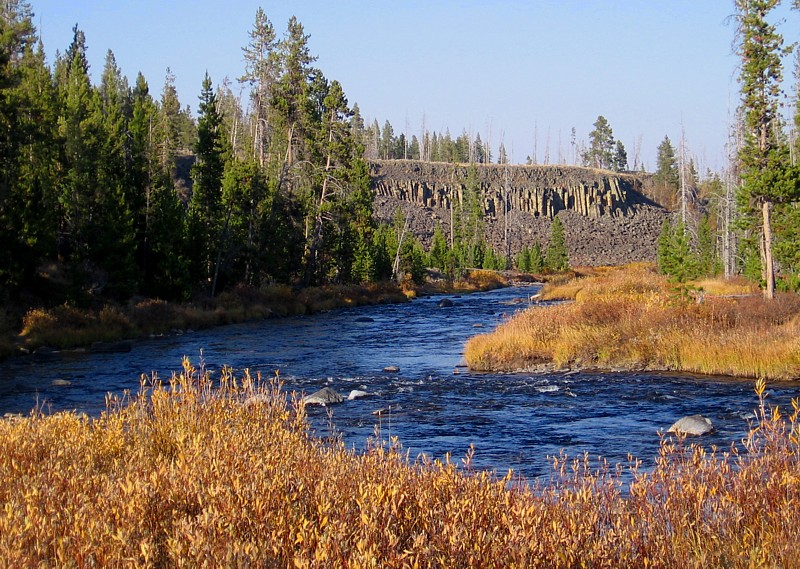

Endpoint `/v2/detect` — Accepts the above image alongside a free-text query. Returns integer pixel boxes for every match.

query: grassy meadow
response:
[465,265,800,380]
[1,362,799,567]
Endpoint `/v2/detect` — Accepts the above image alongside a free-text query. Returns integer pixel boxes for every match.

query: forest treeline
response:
[0,2,573,315]
[1,0,799,318]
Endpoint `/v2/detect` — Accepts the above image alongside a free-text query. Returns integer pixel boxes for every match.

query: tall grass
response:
[18,282,408,352]
[1,366,798,566]
[466,265,800,379]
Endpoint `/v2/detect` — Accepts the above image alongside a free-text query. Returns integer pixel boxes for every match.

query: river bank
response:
[464,265,800,381]
[1,270,509,361]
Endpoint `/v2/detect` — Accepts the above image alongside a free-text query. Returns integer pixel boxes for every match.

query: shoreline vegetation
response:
[1,269,508,360]
[1,363,798,566]
[465,264,800,381]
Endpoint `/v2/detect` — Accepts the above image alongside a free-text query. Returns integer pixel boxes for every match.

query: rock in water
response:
[438,298,454,308]
[383,366,400,373]
[668,414,714,436]
[303,387,344,406]
[347,390,368,400]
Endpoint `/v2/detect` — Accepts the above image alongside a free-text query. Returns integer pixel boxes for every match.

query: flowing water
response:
[2,286,799,479]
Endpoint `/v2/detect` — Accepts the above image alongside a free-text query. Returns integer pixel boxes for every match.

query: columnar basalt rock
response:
[370,160,669,267]
[370,160,645,219]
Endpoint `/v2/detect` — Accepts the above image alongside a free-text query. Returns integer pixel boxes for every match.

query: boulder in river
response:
[438,298,454,308]
[668,414,714,436]
[383,365,400,373]
[303,387,344,406]
[354,316,374,323]
[347,390,368,400]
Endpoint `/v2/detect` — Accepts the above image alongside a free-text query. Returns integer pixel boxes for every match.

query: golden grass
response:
[1,366,798,567]
[18,282,408,352]
[466,266,800,380]
[690,275,759,296]
[419,269,509,295]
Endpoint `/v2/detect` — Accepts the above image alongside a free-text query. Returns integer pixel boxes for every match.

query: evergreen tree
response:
[0,3,58,292]
[657,218,676,276]
[695,214,718,277]
[583,115,616,170]
[189,72,227,290]
[240,7,278,167]
[274,16,316,168]
[428,225,448,271]
[735,0,797,299]
[612,140,628,172]
[528,242,544,273]
[545,216,569,271]
[91,50,137,297]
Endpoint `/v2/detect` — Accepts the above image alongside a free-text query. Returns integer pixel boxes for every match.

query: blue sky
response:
[29,0,799,173]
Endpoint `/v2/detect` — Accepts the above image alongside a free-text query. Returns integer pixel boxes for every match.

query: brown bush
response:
[0,368,797,567]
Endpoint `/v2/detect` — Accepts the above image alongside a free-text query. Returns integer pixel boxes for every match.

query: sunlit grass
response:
[1,365,798,566]
[18,282,408,352]
[466,266,800,379]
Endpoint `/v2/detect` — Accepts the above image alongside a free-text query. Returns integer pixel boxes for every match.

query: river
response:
[2,285,798,479]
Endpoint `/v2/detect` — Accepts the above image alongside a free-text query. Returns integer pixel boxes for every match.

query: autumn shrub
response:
[1,366,798,567]
[20,304,132,349]
[129,298,180,335]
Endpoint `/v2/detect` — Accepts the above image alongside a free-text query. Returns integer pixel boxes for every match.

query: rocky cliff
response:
[370,160,668,267]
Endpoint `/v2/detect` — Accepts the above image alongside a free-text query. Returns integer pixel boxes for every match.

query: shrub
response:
[0,367,798,566]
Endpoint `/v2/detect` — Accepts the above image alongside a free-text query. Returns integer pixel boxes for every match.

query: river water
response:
[2,286,799,479]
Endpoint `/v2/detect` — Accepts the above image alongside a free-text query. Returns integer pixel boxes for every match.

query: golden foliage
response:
[465,266,800,379]
[1,364,798,566]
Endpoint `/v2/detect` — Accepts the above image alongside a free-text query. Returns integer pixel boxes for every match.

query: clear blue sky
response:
[29,0,799,173]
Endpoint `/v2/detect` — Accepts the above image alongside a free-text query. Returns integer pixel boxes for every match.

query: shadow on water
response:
[2,285,799,480]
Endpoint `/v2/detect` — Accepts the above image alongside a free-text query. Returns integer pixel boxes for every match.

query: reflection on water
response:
[1,286,797,479]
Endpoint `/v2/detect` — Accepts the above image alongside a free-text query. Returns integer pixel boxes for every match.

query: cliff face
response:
[370,160,668,267]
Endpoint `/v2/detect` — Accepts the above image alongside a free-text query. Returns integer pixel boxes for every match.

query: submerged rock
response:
[354,316,374,323]
[303,387,344,406]
[668,414,714,436]
[347,390,368,400]
[438,298,454,308]
[51,379,72,387]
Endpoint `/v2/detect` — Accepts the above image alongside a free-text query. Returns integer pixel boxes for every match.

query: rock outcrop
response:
[370,160,668,267]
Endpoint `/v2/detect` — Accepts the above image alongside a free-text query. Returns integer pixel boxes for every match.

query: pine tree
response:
[612,140,628,172]
[428,225,448,271]
[189,72,227,290]
[657,218,676,275]
[240,7,278,167]
[583,116,616,170]
[0,2,58,292]
[735,0,797,299]
[545,216,569,271]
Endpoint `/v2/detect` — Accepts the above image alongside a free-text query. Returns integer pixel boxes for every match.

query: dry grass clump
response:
[297,283,409,313]
[691,275,758,296]
[21,305,134,348]
[1,366,798,567]
[466,266,800,379]
[419,269,509,296]
[460,269,508,290]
